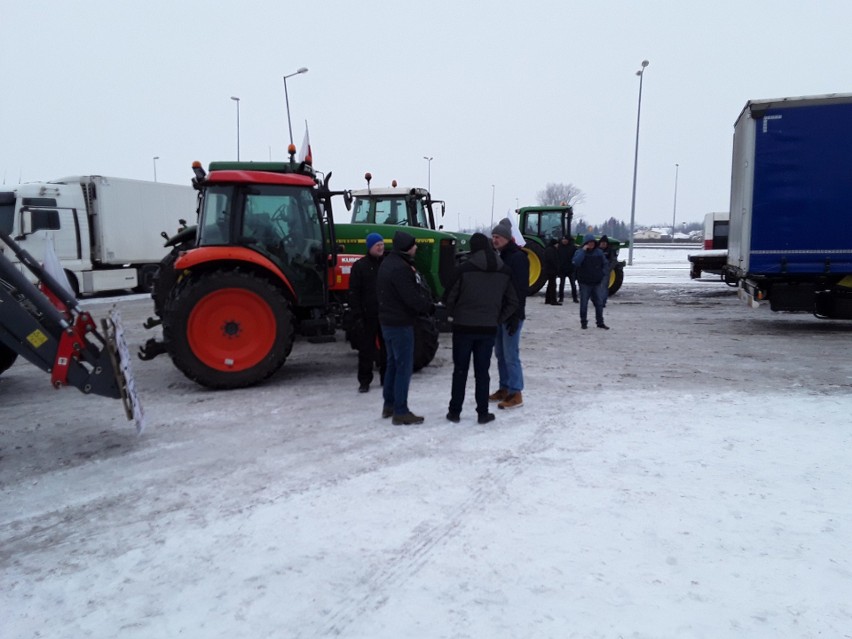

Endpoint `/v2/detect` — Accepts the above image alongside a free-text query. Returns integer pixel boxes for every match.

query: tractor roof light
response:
[392,180,397,187]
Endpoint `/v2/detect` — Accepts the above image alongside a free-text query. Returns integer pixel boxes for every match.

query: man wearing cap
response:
[489,218,529,410]
[349,232,386,393]
[376,230,434,425]
[573,233,609,330]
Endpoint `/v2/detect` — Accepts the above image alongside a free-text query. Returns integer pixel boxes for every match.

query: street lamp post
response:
[152,156,159,182]
[671,163,679,243]
[423,156,433,192]
[627,59,650,266]
[230,96,240,160]
[490,184,496,228]
[283,67,309,147]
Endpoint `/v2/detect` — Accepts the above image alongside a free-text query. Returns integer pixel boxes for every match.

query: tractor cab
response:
[349,174,444,229]
[192,160,334,308]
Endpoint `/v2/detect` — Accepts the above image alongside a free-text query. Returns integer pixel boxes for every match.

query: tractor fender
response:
[174,246,297,301]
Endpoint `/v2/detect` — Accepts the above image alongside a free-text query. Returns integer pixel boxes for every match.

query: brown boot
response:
[498,391,523,410]
[488,388,508,402]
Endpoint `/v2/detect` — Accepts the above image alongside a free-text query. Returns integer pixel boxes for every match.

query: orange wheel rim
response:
[187,288,277,372]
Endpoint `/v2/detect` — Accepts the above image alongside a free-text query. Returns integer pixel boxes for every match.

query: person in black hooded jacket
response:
[442,233,518,424]
[376,230,434,425]
[349,232,386,393]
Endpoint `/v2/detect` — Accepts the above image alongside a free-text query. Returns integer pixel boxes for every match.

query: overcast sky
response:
[2,1,851,232]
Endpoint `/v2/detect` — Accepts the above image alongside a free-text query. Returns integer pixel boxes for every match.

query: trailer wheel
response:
[413,315,439,371]
[522,242,547,295]
[163,269,294,389]
[0,343,17,376]
[608,267,625,296]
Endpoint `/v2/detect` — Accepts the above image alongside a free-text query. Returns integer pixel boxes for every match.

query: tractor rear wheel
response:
[413,315,439,371]
[608,267,624,296]
[163,269,294,389]
[522,242,547,296]
[0,343,17,376]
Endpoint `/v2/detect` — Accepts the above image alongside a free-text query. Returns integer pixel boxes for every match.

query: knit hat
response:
[365,232,384,251]
[393,230,416,251]
[491,223,512,241]
[599,234,609,244]
[499,217,513,229]
[469,232,490,253]
[582,233,597,245]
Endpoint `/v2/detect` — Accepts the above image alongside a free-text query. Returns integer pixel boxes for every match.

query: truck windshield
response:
[0,195,14,234]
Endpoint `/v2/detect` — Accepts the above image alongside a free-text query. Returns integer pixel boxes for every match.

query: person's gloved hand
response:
[507,316,519,336]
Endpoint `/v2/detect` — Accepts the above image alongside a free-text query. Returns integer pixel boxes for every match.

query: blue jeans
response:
[449,331,496,416]
[495,320,524,394]
[381,324,415,415]
[579,283,605,326]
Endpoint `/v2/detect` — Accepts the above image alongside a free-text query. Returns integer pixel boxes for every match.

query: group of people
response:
[349,220,612,425]
[542,233,613,330]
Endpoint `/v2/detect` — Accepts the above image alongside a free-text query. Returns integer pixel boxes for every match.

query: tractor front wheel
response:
[163,269,294,389]
[608,267,625,296]
[523,243,547,296]
[413,315,439,371]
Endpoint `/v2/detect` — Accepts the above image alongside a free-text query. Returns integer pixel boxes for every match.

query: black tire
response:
[163,269,295,389]
[134,264,160,294]
[413,315,439,371]
[0,343,17,376]
[151,249,181,319]
[522,242,547,296]
[608,267,625,296]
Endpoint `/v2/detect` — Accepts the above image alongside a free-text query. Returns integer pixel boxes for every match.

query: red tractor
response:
[141,158,438,389]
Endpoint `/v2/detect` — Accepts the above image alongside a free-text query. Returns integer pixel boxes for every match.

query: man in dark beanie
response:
[442,233,518,424]
[376,230,434,425]
[349,232,386,393]
[489,217,529,410]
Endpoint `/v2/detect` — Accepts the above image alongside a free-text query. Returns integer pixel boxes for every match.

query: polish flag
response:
[297,121,312,164]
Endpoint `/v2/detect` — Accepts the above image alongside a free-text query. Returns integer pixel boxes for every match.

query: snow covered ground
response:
[2,246,851,638]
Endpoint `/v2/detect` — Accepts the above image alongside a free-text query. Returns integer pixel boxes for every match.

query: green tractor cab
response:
[516,205,627,296]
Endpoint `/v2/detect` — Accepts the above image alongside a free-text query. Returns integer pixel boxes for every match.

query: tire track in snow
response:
[309,419,558,637]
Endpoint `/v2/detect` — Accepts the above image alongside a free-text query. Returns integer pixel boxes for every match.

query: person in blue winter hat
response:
[572,233,609,330]
[349,232,387,392]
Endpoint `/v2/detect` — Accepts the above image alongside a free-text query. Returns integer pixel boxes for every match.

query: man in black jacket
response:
[543,238,561,305]
[349,232,386,393]
[377,230,434,425]
[443,233,518,424]
[489,218,529,410]
[557,235,578,303]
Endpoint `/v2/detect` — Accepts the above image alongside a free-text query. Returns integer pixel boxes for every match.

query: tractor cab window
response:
[375,198,406,225]
[411,199,429,228]
[523,211,566,241]
[198,188,232,245]
[351,198,371,223]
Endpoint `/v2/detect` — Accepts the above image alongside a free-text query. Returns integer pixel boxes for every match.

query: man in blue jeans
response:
[376,230,434,425]
[573,233,609,330]
[443,233,518,424]
[489,218,529,410]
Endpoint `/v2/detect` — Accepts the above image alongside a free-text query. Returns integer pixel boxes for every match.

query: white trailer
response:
[0,175,196,295]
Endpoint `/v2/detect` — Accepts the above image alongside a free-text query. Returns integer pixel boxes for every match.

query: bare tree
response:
[536,182,586,207]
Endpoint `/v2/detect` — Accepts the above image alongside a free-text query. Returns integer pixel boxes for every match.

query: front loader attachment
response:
[0,229,144,432]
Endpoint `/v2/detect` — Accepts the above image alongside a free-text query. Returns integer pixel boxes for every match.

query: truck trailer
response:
[688,211,729,280]
[724,93,852,318]
[0,175,197,296]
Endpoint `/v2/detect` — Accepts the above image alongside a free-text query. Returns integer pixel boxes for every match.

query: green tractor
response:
[516,205,626,296]
[333,173,467,299]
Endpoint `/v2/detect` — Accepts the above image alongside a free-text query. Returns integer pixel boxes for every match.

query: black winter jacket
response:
[499,241,530,320]
[376,250,434,326]
[573,247,606,285]
[557,240,576,276]
[443,249,519,334]
[543,243,559,278]
[348,254,382,319]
